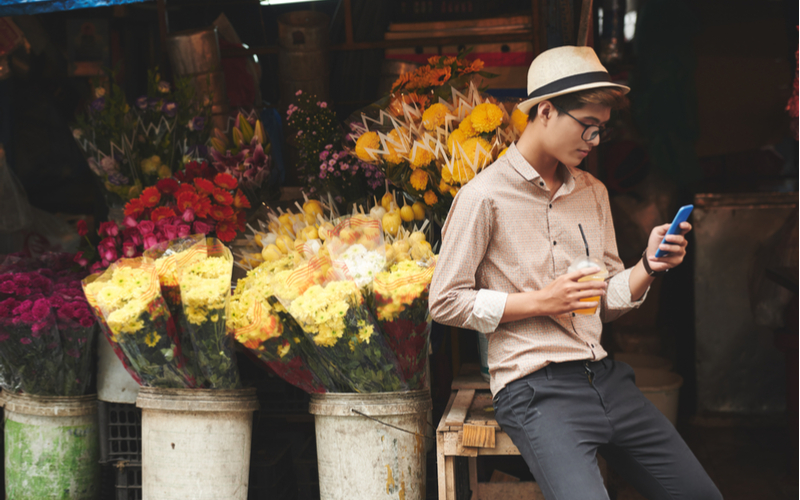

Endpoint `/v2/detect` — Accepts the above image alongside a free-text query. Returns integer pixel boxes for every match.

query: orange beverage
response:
[568,257,608,315]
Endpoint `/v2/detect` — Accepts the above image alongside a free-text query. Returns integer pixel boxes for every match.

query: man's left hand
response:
[644,222,691,273]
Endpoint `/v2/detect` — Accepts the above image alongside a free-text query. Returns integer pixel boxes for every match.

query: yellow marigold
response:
[447,129,467,155]
[423,190,438,206]
[461,137,493,169]
[458,115,478,138]
[512,108,528,134]
[410,143,434,169]
[438,178,451,193]
[470,103,504,133]
[448,159,476,184]
[498,147,509,158]
[384,129,406,164]
[449,186,460,197]
[422,103,449,130]
[355,131,380,162]
[409,168,429,191]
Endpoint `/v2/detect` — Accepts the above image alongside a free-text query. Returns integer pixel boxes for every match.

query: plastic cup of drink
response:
[568,256,608,315]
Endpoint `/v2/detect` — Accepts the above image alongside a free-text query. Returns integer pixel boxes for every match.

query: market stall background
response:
[0,0,796,499]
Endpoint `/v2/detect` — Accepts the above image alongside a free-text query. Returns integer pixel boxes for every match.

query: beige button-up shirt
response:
[429,143,647,396]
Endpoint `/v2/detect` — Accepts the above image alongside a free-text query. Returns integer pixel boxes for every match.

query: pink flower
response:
[182,208,195,223]
[90,262,105,273]
[77,220,88,237]
[20,337,32,345]
[177,224,191,238]
[138,221,155,235]
[99,237,117,251]
[122,242,137,258]
[73,252,89,267]
[79,317,95,328]
[193,220,211,235]
[124,216,138,228]
[162,225,178,241]
[143,234,159,250]
[100,246,118,263]
[295,90,302,96]
[99,222,119,237]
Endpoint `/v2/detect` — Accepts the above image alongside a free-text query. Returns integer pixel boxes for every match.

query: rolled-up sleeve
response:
[429,186,501,330]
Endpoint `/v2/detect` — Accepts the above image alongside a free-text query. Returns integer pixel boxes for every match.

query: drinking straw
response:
[578,224,589,257]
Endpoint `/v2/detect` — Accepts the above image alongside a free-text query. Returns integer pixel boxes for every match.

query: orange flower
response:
[196,195,212,218]
[214,173,238,190]
[215,217,238,242]
[209,204,234,221]
[124,198,145,217]
[469,59,485,73]
[194,177,215,194]
[211,187,234,206]
[177,183,195,194]
[176,191,200,212]
[150,206,176,222]
[233,189,250,209]
[141,187,161,208]
[427,67,452,87]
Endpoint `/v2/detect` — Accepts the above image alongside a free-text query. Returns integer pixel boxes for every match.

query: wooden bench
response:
[437,372,606,500]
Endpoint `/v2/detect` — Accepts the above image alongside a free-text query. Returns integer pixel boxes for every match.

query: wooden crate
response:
[437,373,606,500]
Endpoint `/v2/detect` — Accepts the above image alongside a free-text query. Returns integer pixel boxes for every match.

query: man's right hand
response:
[533,267,608,316]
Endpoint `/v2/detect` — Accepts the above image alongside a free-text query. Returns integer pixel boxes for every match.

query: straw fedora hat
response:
[517,46,630,115]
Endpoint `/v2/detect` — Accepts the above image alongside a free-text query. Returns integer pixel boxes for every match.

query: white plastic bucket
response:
[136,388,259,500]
[633,368,684,426]
[309,389,432,500]
[3,393,100,499]
[97,334,140,404]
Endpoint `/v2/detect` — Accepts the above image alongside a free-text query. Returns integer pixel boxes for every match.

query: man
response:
[429,46,722,500]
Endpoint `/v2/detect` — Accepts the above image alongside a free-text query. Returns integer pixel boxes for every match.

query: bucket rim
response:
[136,387,259,412]
[3,392,98,417]
[309,389,432,417]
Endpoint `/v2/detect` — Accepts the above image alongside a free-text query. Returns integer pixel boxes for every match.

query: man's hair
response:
[528,87,629,122]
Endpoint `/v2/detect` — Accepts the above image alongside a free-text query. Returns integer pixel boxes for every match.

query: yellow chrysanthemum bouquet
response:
[349,80,526,221]
[228,254,339,393]
[82,258,195,388]
[175,237,240,389]
[272,253,407,393]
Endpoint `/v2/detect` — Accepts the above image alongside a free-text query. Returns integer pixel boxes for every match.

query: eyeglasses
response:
[553,104,612,143]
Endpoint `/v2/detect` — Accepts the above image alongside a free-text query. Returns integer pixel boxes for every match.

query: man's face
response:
[546,102,611,168]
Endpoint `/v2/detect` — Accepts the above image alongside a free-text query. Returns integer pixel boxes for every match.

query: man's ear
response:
[538,100,554,120]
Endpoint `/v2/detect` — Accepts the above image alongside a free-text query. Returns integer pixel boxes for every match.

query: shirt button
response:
[572,313,576,317]
[539,181,544,186]
[553,241,557,246]
[549,204,553,208]
[591,344,595,348]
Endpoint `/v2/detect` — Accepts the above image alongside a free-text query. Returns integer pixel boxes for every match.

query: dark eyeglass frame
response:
[553,104,611,142]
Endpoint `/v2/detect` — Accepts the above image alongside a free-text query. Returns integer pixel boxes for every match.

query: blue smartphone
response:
[654,205,693,257]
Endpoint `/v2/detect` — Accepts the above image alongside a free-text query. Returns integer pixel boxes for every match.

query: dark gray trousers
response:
[493,359,723,500]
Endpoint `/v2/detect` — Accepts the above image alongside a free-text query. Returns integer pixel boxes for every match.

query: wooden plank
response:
[452,374,490,391]
[445,389,475,427]
[437,392,457,432]
[477,481,545,500]
[437,428,448,500]
[456,431,478,457]
[462,424,496,449]
[475,432,520,456]
[444,456,457,500]
[465,392,501,429]
[576,0,593,46]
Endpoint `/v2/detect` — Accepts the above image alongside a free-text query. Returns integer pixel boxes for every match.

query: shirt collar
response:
[506,143,582,193]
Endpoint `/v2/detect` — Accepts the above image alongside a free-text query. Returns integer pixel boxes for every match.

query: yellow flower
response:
[461,137,493,170]
[470,103,504,133]
[140,155,162,175]
[458,115,478,138]
[438,178,452,193]
[447,129,467,155]
[355,131,380,162]
[157,164,172,179]
[498,147,509,158]
[410,143,434,169]
[447,159,476,184]
[145,331,161,347]
[277,343,291,357]
[511,108,528,134]
[384,129,406,164]
[357,320,374,344]
[424,190,438,206]
[422,103,448,130]
[449,186,460,197]
[409,169,429,191]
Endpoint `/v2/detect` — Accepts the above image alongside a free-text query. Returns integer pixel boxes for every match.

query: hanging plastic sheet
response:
[0,0,149,16]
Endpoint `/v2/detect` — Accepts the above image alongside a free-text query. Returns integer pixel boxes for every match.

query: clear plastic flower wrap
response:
[325,215,386,288]
[82,258,194,388]
[176,237,240,389]
[275,255,407,393]
[372,256,437,390]
[144,234,206,384]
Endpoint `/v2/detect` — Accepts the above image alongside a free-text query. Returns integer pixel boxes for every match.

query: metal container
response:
[165,27,230,131]
[694,192,797,414]
[277,11,330,103]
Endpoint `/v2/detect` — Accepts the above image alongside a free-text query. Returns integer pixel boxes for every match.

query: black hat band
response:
[527,71,612,100]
